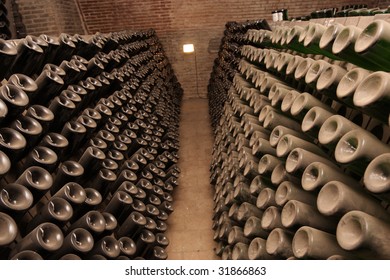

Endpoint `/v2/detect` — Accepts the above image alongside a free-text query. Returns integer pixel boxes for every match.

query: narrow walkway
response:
[166,98,218,260]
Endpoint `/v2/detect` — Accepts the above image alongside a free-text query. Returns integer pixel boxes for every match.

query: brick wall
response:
[15,0,84,36]
[16,0,386,98]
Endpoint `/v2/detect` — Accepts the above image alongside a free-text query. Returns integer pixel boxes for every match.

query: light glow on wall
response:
[183,44,195,53]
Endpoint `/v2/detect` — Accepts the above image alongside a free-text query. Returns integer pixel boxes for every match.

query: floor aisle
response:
[166,98,219,260]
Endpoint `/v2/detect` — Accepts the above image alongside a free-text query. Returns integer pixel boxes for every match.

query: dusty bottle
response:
[335,129,390,174]
[281,90,301,113]
[304,60,332,88]
[332,25,377,70]
[145,246,168,260]
[275,181,316,207]
[118,236,137,258]
[73,188,103,222]
[221,245,233,260]
[0,84,29,122]
[67,210,106,235]
[228,226,250,245]
[257,188,277,209]
[134,229,156,256]
[266,228,294,258]
[364,153,390,200]
[0,212,18,247]
[0,98,7,126]
[317,181,390,220]
[26,197,73,233]
[82,108,102,128]
[63,56,83,78]
[10,36,44,76]
[33,69,64,105]
[316,64,348,98]
[337,210,390,259]
[301,106,335,137]
[261,206,284,231]
[15,166,53,202]
[292,226,352,259]
[290,92,334,120]
[336,68,371,106]
[96,129,115,148]
[354,19,390,71]
[89,236,120,259]
[232,242,249,260]
[248,237,277,260]
[0,151,10,179]
[104,190,133,219]
[0,183,33,216]
[25,105,54,134]
[294,57,315,85]
[10,115,43,151]
[60,90,82,116]
[285,147,336,175]
[23,146,58,173]
[39,132,69,161]
[269,125,310,147]
[258,154,283,177]
[318,115,360,145]
[115,211,147,239]
[43,63,66,79]
[237,202,263,222]
[353,71,390,122]
[263,110,301,131]
[111,169,138,194]
[7,73,38,99]
[301,161,359,191]
[78,146,106,177]
[48,95,76,130]
[281,200,337,232]
[61,121,87,155]
[91,168,117,198]
[51,161,84,195]
[252,138,276,158]
[53,33,77,65]
[319,23,345,56]
[52,182,86,209]
[99,212,118,237]
[10,222,63,258]
[243,216,269,239]
[276,134,327,158]
[10,250,43,260]
[303,23,339,58]
[271,163,300,186]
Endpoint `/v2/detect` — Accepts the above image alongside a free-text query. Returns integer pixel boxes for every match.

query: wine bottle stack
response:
[0,29,183,260]
[291,4,390,21]
[209,19,390,260]
[207,20,271,133]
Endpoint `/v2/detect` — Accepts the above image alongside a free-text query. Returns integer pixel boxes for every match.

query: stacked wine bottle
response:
[207,20,271,133]
[0,29,182,260]
[210,19,390,259]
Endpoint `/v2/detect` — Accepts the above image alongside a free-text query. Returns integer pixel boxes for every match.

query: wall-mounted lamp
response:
[183,43,200,98]
[183,43,195,53]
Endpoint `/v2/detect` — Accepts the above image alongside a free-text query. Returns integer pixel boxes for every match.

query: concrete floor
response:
[166,98,219,260]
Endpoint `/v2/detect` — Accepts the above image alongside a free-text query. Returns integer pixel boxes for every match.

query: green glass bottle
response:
[354,20,390,72]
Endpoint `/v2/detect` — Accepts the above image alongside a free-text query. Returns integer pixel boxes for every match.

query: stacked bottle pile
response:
[207,20,270,133]
[210,19,390,259]
[0,29,183,260]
